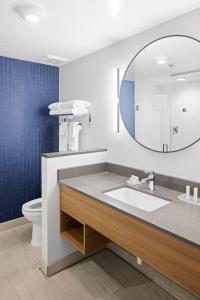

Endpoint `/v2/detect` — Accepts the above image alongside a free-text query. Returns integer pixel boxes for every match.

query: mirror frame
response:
[120,34,200,153]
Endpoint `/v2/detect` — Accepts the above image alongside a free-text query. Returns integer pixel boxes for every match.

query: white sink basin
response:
[104,187,170,212]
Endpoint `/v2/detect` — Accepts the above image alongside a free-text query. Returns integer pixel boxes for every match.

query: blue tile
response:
[0,56,59,222]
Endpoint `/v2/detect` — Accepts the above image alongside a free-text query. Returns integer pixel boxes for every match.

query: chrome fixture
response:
[142,171,155,191]
[162,144,169,152]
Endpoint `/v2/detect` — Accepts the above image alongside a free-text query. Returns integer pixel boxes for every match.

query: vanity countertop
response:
[42,148,107,158]
[60,171,200,248]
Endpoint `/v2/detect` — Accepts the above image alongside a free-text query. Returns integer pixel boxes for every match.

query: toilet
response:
[22,198,42,247]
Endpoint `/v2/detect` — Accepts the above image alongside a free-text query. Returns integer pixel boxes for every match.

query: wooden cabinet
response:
[61,207,109,255]
[60,184,200,296]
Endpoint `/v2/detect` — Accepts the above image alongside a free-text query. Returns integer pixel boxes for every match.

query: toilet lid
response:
[22,198,42,212]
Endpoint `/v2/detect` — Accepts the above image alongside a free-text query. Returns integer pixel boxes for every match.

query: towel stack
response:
[59,121,82,152]
[49,100,90,116]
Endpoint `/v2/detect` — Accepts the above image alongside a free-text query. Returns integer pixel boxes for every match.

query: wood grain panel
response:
[60,210,84,253]
[61,206,109,255]
[84,225,109,254]
[61,229,84,253]
[60,184,200,296]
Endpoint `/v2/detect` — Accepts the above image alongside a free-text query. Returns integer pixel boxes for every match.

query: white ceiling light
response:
[155,57,167,65]
[176,77,187,82]
[17,6,44,23]
[110,0,120,16]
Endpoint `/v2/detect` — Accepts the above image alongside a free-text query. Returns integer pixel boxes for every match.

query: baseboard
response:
[40,251,86,277]
[107,243,198,300]
[40,246,107,277]
[0,217,30,232]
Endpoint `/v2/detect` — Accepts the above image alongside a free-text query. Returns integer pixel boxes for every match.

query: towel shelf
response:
[50,112,92,125]
[50,113,74,117]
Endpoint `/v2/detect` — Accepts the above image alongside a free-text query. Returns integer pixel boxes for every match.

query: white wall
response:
[42,151,108,266]
[60,8,200,182]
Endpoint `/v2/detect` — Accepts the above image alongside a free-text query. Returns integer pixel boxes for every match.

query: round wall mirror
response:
[120,35,200,152]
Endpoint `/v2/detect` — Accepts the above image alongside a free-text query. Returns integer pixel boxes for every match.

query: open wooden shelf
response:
[61,228,84,253]
[61,210,84,253]
[60,210,109,255]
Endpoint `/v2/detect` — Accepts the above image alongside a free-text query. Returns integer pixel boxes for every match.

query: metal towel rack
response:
[50,112,92,127]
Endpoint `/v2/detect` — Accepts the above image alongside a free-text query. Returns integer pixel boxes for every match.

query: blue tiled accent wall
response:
[120,80,135,138]
[0,56,59,222]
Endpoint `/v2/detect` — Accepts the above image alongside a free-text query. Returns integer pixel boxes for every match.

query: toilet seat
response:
[22,198,42,213]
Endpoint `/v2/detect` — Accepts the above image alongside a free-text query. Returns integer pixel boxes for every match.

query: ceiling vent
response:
[38,55,69,67]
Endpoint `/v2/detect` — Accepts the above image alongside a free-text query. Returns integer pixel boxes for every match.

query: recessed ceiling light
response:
[25,14,40,23]
[110,0,120,16]
[157,59,167,65]
[155,57,167,65]
[17,6,44,23]
[176,77,187,82]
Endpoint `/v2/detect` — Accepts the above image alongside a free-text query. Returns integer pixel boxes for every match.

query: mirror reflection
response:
[120,35,200,152]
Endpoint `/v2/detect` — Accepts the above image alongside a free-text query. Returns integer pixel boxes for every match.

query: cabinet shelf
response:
[60,210,109,255]
[61,227,84,253]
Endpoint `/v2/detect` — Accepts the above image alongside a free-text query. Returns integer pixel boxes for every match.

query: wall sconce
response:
[113,68,120,133]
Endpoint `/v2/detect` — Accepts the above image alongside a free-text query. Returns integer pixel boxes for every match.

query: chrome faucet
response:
[141,171,155,191]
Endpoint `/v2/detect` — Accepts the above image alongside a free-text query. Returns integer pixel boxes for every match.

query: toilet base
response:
[31,223,42,247]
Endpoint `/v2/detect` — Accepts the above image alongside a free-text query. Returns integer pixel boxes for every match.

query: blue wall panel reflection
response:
[120,80,135,138]
[0,56,59,222]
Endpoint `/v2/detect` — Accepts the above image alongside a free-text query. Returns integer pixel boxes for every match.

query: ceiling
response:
[125,36,200,85]
[0,0,200,65]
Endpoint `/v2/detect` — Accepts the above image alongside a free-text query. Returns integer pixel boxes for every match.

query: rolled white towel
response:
[72,107,88,116]
[49,107,88,116]
[49,109,74,116]
[66,100,90,108]
[48,102,64,110]
[48,100,90,111]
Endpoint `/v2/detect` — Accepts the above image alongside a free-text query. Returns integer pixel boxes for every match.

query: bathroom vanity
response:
[59,164,200,297]
[53,34,200,298]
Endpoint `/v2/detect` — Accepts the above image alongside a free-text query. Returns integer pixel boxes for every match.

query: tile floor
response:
[0,223,177,300]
